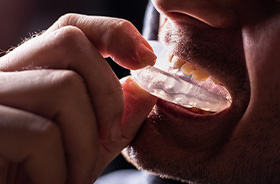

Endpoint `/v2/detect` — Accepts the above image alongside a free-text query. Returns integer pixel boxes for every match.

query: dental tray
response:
[130,41,231,113]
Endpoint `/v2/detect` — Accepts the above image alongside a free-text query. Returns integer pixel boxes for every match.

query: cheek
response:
[242,16,280,114]
[231,15,280,169]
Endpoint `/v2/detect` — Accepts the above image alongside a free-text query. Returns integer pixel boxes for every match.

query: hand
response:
[0,14,157,183]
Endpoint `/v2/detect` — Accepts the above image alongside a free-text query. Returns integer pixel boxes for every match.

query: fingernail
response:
[137,43,157,66]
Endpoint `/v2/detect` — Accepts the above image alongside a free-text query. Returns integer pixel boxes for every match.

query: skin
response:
[1,0,280,184]
[123,0,280,183]
[0,15,157,183]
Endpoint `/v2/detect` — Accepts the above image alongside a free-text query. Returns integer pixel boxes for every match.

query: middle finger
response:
[0,26,123,141]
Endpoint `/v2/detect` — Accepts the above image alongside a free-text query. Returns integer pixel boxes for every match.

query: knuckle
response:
[117,19,134,30]
[114,19,134,32]
[56,13,79,28]
[32,118,62,149]
[54,26,86,48]
[108,19,134,39]
[46,25,90,62]
[50,70,90,102]
[43,25,87,61]
[52,70,86,92]
[40,122,60,142]
[43,25,90,69]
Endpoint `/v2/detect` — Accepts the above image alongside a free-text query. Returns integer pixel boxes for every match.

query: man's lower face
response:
[123,5,280,183]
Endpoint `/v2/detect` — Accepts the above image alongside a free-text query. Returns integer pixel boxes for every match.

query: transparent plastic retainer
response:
[130,41,232,113]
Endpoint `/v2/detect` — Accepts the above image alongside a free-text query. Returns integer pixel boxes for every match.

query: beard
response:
[122,19,253,184]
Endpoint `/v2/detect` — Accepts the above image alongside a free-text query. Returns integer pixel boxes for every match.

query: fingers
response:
[45,14,156,69]
[0,14,158,181]
[0,26,124,141]
[0,13,156,144]
[93,77,157,179]
[0,70,99,183]
[0,105,66,184]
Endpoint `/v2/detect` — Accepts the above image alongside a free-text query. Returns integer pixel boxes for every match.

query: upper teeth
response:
[169,55,217,82]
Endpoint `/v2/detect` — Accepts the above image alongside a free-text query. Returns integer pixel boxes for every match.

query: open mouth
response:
[167,53,232,114]
[131,41,232,114]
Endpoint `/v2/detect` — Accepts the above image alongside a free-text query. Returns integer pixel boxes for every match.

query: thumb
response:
[120,76,157,139]
[93,76,157,180]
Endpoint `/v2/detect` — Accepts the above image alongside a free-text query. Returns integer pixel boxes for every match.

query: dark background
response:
[0,0,149,174]
[1,0,149,51]
[1,0,149,77]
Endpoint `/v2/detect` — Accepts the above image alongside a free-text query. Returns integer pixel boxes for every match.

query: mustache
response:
[158,21,245,75]
[159,22,223,63]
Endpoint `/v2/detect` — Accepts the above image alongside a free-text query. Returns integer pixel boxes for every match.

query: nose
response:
[151,0,238,28]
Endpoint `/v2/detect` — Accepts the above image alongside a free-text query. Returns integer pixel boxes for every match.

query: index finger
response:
[45,14,157,69]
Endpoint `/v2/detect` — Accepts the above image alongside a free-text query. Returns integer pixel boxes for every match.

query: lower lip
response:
[141,97,234,152]
[155,99,229,120]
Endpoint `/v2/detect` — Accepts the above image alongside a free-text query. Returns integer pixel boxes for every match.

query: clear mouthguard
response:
[130,41,232,112]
